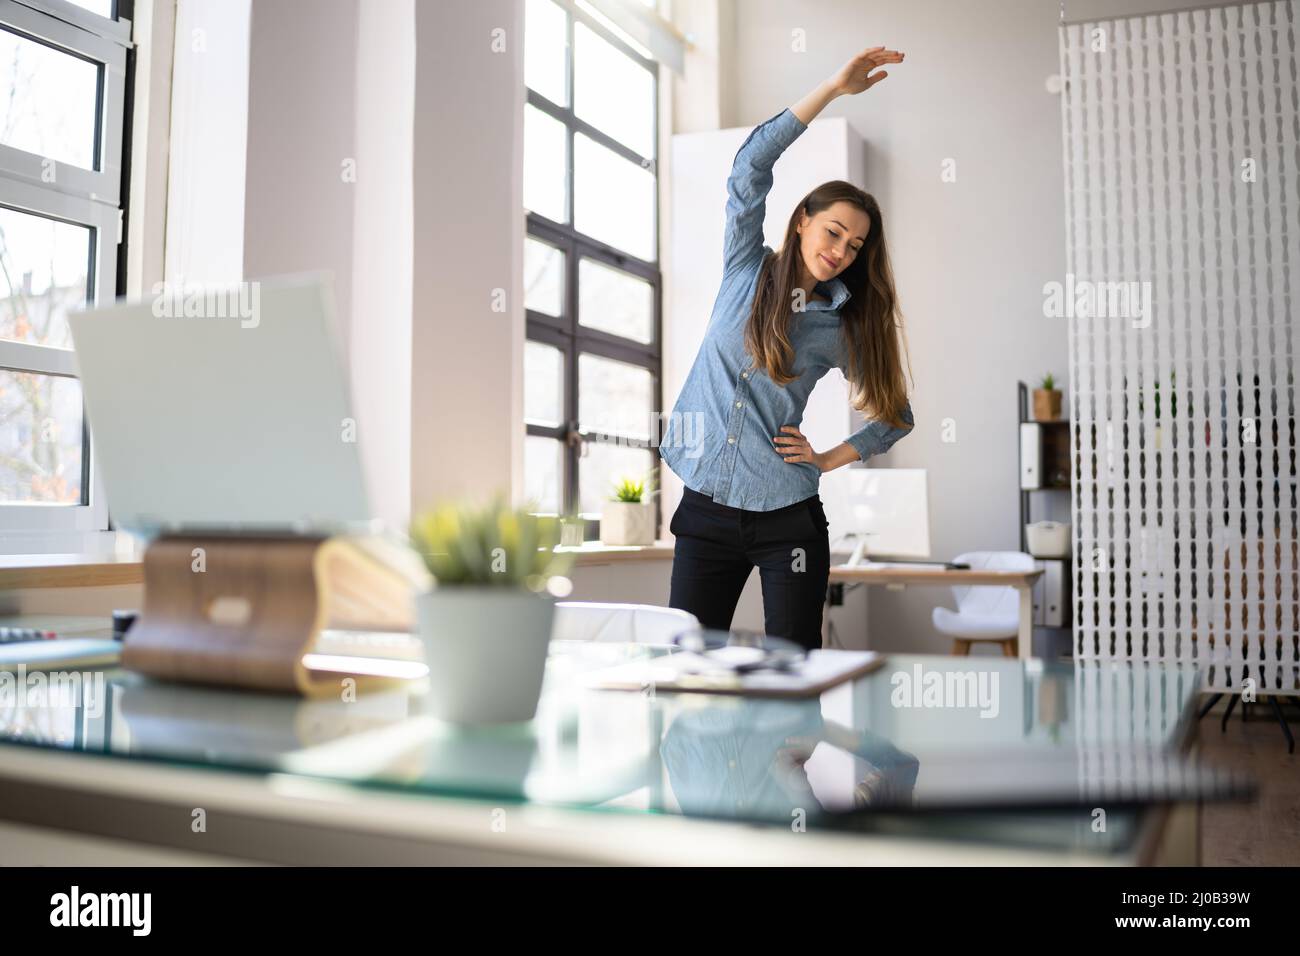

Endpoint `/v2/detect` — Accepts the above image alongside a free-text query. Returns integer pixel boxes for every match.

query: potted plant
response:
[409,497,575,724]
[599,474,657,546]
[1033,372,1063,422]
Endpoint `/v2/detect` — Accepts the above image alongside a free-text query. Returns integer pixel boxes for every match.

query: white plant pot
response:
[414,587,555,724]
[599,501,655,546]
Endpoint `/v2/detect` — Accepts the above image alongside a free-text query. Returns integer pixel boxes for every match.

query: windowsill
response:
[556,540,676,563]
[0,539,678,589]
[0,553,145,590]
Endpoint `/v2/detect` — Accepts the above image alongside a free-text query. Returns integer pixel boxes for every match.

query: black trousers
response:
[668,487,831,651]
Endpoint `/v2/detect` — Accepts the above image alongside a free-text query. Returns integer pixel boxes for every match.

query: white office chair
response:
[552,602,700,644]
[931,551,1036,657]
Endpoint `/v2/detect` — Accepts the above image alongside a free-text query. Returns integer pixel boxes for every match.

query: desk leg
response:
[1018,586,1033,660]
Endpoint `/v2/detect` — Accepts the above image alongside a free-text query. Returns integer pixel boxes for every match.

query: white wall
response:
[243,0,358,347]
[164,0,251,284]
[1064,0,1231,18]
[727,0,1070,653]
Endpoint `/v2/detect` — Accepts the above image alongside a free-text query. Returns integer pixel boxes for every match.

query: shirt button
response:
[727,437,736,444]
[741,372,749,379]
[735,401,743,408]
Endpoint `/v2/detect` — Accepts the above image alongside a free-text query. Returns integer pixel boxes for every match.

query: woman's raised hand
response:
[830,46,904,96]
[792,46,902,124]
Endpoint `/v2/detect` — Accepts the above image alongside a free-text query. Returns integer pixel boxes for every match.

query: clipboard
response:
[583,649,886,698]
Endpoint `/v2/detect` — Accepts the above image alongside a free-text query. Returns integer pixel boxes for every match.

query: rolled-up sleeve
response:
[722,108,808,277]
[845,400,915,462]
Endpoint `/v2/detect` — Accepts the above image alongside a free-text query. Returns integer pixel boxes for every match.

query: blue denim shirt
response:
[659,108,914,511]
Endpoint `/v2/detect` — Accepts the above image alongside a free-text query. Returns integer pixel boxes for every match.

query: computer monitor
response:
[68,275,375,538]
[817,467,931,561]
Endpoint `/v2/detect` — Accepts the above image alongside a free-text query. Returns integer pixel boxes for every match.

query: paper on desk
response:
[582,648,884,698]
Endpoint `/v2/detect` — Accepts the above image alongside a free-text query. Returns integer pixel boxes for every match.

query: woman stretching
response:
[659,46,914,651]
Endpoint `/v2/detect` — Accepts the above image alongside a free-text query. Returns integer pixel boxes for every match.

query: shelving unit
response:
[1017,382,1072,549]
[1017,382,1072,646]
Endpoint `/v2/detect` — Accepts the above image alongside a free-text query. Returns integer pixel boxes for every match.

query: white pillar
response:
[410,0,526,511]
[243,0,359,347]
[350,0,415,532]
[669,0,736,133]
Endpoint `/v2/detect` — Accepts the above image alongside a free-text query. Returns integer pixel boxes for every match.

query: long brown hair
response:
[743,181,912,429]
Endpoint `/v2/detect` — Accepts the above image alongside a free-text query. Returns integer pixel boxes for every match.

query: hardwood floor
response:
[1197,696,1300,866]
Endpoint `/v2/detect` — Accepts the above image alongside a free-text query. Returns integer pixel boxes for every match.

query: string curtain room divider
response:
[1060,0,1298,694]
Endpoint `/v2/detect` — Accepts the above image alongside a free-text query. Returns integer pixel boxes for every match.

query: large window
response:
[0,0,130,544]
[523,0,662,533]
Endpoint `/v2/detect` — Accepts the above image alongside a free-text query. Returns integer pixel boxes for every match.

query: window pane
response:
[574,22,654,159]
[0,207,92,349]
[0,371,84,505]
[579,442,654,517]
[524,0,567,107]
[574,133,655,261]
[578,353,652,441]
[524,104,567,224]
[525,340,563,428]
[524,236,564,317]
[579,258,653,344]
[67,1,115,17]
[574,0,653,59]
[0,28,99,170]
[524,435,563,514]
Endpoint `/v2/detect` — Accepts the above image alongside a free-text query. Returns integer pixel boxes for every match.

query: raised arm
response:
[720,109,808,276]
[722,46,904,277]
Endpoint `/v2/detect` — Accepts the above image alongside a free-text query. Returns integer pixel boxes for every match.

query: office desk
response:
[0,637,1243,865]
[830,565,1043,659]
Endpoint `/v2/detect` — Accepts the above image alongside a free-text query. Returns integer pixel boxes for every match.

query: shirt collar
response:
[807,276,851,311]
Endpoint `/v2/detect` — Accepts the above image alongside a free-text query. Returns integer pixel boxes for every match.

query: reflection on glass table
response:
[0,641,1253,857]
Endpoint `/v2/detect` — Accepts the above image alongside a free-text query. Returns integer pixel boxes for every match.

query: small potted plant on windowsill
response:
[409,497,575,724]
[1033,372,1063,422]
[599,475,657,546]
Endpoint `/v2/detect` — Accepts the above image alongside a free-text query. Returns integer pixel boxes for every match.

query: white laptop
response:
[68,274,375,539]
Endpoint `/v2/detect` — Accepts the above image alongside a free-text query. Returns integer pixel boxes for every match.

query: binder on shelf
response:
[1020,423,1043,490]
[1043,560,1067,628]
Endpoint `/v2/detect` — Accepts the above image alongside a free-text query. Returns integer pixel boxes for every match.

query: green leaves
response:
[1040,372,1057,391]
[409,496,576,590]
[609,471,657,504]
[612,477,644,503]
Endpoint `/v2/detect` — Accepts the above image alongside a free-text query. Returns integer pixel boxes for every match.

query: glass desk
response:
[0,642,1252,863]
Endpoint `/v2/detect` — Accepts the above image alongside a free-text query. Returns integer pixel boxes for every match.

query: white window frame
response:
[0,0,130,542]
